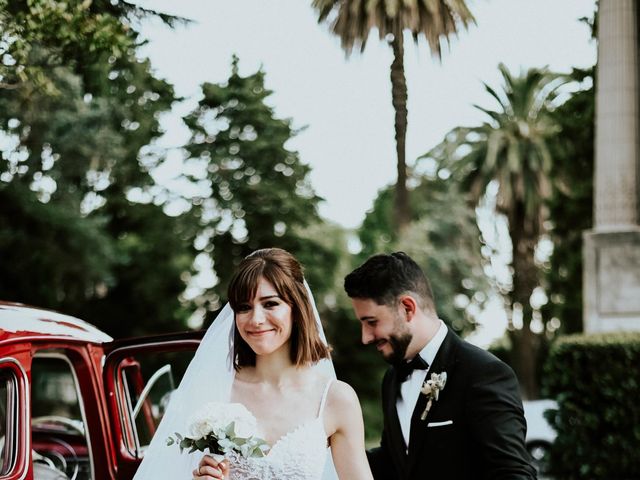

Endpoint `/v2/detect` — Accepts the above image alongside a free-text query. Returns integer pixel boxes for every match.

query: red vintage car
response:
[0,301,203,480]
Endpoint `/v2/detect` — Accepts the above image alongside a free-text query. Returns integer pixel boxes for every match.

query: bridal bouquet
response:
[166,402,269,459]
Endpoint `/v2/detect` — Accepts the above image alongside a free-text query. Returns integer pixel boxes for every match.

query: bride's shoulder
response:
[323,380,364,437]
[325,380,361,413]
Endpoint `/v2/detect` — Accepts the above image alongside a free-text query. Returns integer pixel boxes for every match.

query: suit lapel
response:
[407,327,461,473]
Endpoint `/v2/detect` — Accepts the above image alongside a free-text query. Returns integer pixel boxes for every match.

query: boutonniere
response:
[420,372,447,420]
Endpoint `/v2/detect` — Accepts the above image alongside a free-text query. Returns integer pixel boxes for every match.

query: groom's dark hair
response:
[228,247,331,370]
[344,252,436,312]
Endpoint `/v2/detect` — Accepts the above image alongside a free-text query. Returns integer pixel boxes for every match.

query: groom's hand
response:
[192,455,229,480]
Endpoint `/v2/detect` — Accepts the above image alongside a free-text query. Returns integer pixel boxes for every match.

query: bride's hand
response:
[192,454,229,479]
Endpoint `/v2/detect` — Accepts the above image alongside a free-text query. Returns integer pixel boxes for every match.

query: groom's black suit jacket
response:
[367,327,536,480]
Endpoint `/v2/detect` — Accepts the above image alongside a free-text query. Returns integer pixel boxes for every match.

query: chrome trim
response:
[105,339,200,358]
[120,370,141,456]
[132,364,172,420]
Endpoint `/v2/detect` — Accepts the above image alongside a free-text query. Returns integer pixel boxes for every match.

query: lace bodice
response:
[226,379,334,480]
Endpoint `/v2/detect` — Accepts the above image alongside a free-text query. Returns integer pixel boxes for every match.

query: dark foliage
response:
[543,333,640,479]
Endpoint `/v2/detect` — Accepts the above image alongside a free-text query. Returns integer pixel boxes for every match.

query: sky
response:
[137,0,597,229]
[136,0,597,346]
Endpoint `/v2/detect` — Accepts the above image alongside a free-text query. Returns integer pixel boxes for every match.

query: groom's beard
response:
[383,329,413,366]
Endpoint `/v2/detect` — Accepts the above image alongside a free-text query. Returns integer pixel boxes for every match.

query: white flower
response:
[420,372,447,420]
[168,401,268,459]
[218,437,236,453]
[188,402,257,439]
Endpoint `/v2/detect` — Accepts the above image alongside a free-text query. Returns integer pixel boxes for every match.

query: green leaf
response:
[195,438,208,450]
[225,421,236,438]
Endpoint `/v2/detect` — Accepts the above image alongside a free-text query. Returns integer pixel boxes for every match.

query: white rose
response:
[188,402,257,439]
[189,418,215,438]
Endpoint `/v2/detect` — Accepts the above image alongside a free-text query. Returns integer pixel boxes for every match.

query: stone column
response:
[584,0,640,332]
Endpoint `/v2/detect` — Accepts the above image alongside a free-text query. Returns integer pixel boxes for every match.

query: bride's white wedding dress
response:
[227,379,333,480]
[133,285,338,480]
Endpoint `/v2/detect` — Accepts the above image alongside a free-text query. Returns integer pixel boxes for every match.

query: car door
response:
[102,331,203,479]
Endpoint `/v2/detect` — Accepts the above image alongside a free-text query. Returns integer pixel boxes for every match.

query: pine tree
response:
[183,56,336,316]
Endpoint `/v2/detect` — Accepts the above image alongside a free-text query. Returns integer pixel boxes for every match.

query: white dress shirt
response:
[396,319,448,450]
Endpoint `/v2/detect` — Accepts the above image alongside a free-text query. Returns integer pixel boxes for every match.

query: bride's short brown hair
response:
[227,248,331,369]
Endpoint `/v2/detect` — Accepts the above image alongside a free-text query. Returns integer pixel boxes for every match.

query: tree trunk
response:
[508,212,542,399]
[508,320,540,399]
[390,32,410,233]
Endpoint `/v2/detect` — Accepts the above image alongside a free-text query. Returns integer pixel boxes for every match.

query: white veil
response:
[133,281,337,479]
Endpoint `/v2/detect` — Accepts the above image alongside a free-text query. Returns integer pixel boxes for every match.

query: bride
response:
[134,248,373,480]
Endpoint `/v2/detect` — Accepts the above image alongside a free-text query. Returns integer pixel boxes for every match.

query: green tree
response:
[432,64,565,398]
[79,203,197,338]
[0,30,195,337]
[313,0,474,232]
[80,55,198,338]
[0,66,124,313]
[183,56,338,319]
[297,221,386,443]
[0,181,114,310]
[541,68,594,335]
[358,165,490,336]
[0,0,183,92]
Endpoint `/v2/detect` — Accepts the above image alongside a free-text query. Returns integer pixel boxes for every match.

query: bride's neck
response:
[251,347,299,386]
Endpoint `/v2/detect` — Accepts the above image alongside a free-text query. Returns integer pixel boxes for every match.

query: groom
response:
[344,252,536,480]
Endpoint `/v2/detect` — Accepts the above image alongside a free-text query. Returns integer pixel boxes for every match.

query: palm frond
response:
[118,0,191,27]
[313,0,474,56]
[424,63,561,239]
[473,103,503,125]
[482,82,509,115]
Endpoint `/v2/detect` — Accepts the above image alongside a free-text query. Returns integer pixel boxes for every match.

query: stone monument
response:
[584,0,640,332]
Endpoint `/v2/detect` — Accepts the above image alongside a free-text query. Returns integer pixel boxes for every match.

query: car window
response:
[32,358,82,421]
[0,369,18,476]
[116,349,194,455]
[31,356,91,480]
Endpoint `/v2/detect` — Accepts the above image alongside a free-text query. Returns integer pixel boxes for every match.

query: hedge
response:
[542,332,640,479]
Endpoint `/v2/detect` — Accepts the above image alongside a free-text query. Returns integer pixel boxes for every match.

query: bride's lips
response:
[248,329,275,336]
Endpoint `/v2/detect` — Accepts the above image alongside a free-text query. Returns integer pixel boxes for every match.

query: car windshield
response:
[32,356,91,480]
[32,358,83,428]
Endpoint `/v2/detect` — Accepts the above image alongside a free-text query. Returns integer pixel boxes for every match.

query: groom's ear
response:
[399,295,418,322]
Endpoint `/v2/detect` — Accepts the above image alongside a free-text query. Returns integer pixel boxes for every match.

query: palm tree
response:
[439,64,565,398]
[312,0,474,232]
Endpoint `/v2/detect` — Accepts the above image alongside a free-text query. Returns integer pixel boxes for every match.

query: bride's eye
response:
[236,303,251,312]
[264,300,279,308]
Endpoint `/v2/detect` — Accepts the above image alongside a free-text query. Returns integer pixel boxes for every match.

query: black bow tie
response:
[395,355,429,382]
